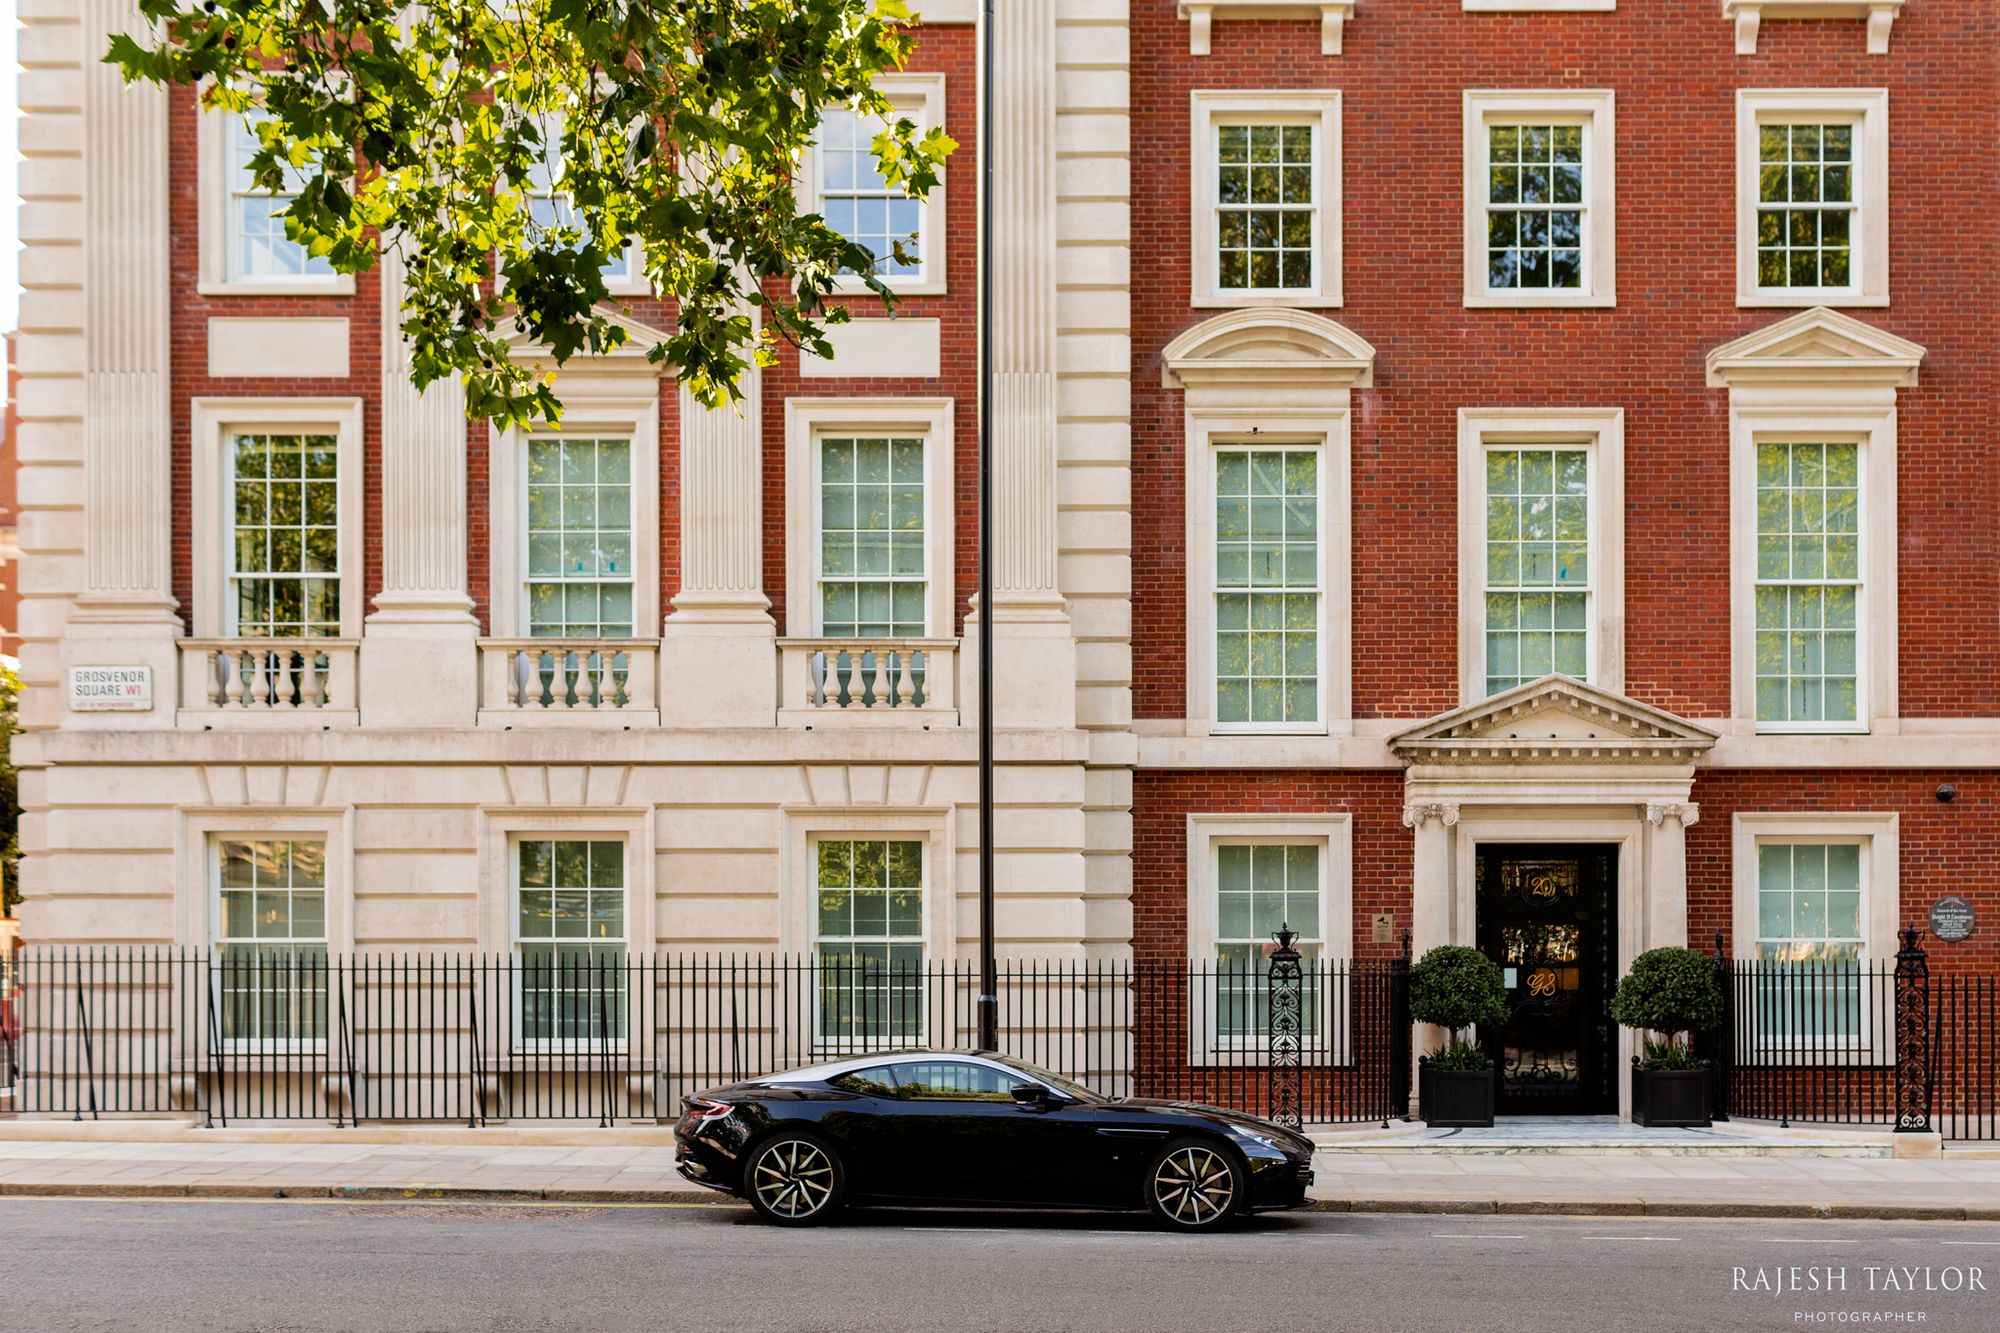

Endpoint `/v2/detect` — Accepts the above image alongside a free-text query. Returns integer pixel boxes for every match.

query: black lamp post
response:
[974,0,998,1053]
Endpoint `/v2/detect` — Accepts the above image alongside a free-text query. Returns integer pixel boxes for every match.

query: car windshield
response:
[990,1055,1106,1104]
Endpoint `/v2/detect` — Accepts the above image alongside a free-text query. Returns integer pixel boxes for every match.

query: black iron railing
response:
[1711,934,1996,1141]
[0,950,1409,1127]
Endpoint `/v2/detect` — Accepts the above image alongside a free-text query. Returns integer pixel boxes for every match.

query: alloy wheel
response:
[1151,1144,1235,1226]
[752,1139,836,1220]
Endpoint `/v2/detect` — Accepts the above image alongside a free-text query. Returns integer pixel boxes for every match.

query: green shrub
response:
[1611,946,1724,1066]
[1428,1039,1490,1072]
[1409,945,1509,1065]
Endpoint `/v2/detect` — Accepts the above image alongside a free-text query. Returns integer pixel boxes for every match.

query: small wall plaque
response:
[1929,896,1975,943]
[1370,912,1394,944]
[67,666,153,712]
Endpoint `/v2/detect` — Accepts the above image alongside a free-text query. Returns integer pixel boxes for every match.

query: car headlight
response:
[1227,1125,1286,1153]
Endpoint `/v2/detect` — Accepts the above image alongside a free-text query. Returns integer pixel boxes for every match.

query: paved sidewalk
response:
[2,1132,1998,1219]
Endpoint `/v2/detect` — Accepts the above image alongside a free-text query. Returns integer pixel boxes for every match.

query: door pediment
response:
[1390,675,1717,766]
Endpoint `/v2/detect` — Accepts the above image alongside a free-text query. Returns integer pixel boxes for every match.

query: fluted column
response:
[64,0,180,728]
[359,244,480,727]
[970,0,1076,729]
[660,330,774,727]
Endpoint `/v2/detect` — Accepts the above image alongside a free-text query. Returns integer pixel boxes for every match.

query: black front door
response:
[1475,844,1617,1115]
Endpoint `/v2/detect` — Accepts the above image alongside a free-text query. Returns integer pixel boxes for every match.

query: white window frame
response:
[189,398,365,640]
[209,834,333,1053]
[515,112,650,298]
[782,806,956,1053]
[173,808,354,1061]
[476,807,656,962]
[1189,90,1342,309]
[1729,405,1896,735]
[517,434,641,638]
[799,74,948,297]
[1731,812,1899,1064]
[489,399,662,639]
[1185,415,1350,738]
[1206,439,1328,735]
[1462,89,1616,308]
[508,834,634,1053]
[1185,813,1353,1066]
[783,398,956,639]
[1456,408,1625,705]
[197,105,355,297]
[1735,89,1889,309]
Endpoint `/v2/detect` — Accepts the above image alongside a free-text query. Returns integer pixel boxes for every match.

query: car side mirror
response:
[1011,1084,1050,1110]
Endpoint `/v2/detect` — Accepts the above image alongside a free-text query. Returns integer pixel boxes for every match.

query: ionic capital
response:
[1401,801,1461,830]
[1646,802,1700,828]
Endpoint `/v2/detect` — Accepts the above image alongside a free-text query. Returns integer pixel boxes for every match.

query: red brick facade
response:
[1126,5,1999,969]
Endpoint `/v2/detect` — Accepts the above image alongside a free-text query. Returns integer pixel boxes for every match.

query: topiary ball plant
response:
[1409,945,1510,1071]
[1610,946,1724,1070]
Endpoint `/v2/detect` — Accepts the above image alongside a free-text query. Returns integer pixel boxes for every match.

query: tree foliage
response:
[1610,946,1724,1060]
[109,0,955,425]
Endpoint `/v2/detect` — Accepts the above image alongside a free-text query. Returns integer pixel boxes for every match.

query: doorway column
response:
[1402,800,1458,1113]
[1644,802,1699,950]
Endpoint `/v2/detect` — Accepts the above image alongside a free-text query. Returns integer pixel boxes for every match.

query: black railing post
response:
[1388,932,1413,1122]
[1894,926,1932,1134]
[1266,925,1303,1130]
[1699,929,1731,1122]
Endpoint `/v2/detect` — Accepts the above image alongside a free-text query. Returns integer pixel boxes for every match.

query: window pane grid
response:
[1216,122,1314,292]
[1484,447,1589,694]
[1754,841,1864,1040]
[215,838,328,1045]
[815,839,925,1042]
[1754,442,1860,725]
[230,432,340,637]
[516,839,627,1043]
[1486,123,1584,291]
[1216,843,1321,1039]
[523,121,636,283]
[227,112,332,281]
[1756,122,1854,290]
[819,109,923,278]
[1215,450,1319,727]
[819,436,927,638]
[525,438,635,638]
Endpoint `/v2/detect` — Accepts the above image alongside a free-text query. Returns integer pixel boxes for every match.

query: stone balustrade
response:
[476,640,661,727]
[178,640,361,727]
[777,638,959,727]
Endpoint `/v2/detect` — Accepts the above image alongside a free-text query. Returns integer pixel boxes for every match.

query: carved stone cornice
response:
[1401,802,1460,829]
[1646,802,1701,828]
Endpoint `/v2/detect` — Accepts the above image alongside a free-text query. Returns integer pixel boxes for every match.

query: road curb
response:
[1306,1197,1983,1222]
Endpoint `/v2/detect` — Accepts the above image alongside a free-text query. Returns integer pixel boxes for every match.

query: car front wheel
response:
[1145,1138,1243,1231]
[744,1132,846,1226]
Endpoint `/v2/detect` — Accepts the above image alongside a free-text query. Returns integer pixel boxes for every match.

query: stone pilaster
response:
[1644,801,1700,950]
[64,0,180,728]
[359,244,481,727]
[660,338,775,727]
[1402,800,1459,1111]
[976,0,1076,729]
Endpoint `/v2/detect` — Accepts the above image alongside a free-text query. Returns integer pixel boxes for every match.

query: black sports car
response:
[674,1050,1316,1229]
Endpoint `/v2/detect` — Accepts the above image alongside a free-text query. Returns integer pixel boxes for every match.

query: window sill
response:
[1738,289,1889,309]
[1751,722,1873,737]
[1192,291,1343,310]
[829,277,948,300]
[1464,290,1615,309]
[197,278,357,298]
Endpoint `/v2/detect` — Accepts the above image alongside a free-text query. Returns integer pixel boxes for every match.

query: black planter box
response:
[1631,1062,1712,1127]
[1419,1059,1496,1128]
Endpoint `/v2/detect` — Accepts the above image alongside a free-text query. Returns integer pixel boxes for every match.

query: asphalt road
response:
[2,1198,1996,1333]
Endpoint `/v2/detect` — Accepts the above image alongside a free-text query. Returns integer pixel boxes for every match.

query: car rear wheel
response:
[744,1132,845,1226]
[1145,1138,1243,1231]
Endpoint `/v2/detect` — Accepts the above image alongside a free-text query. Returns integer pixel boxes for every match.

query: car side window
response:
[829,1065,901,1097]
[891,1060,1027,1102]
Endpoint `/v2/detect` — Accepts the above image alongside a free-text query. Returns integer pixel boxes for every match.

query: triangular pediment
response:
[499,307,677,369]
[1390,676,1717,766]
[1161,308,1375,390]
[1706,307,1924,389]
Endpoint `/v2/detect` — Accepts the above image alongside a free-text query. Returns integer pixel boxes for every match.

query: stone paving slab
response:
[2,1133,1997,1220]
